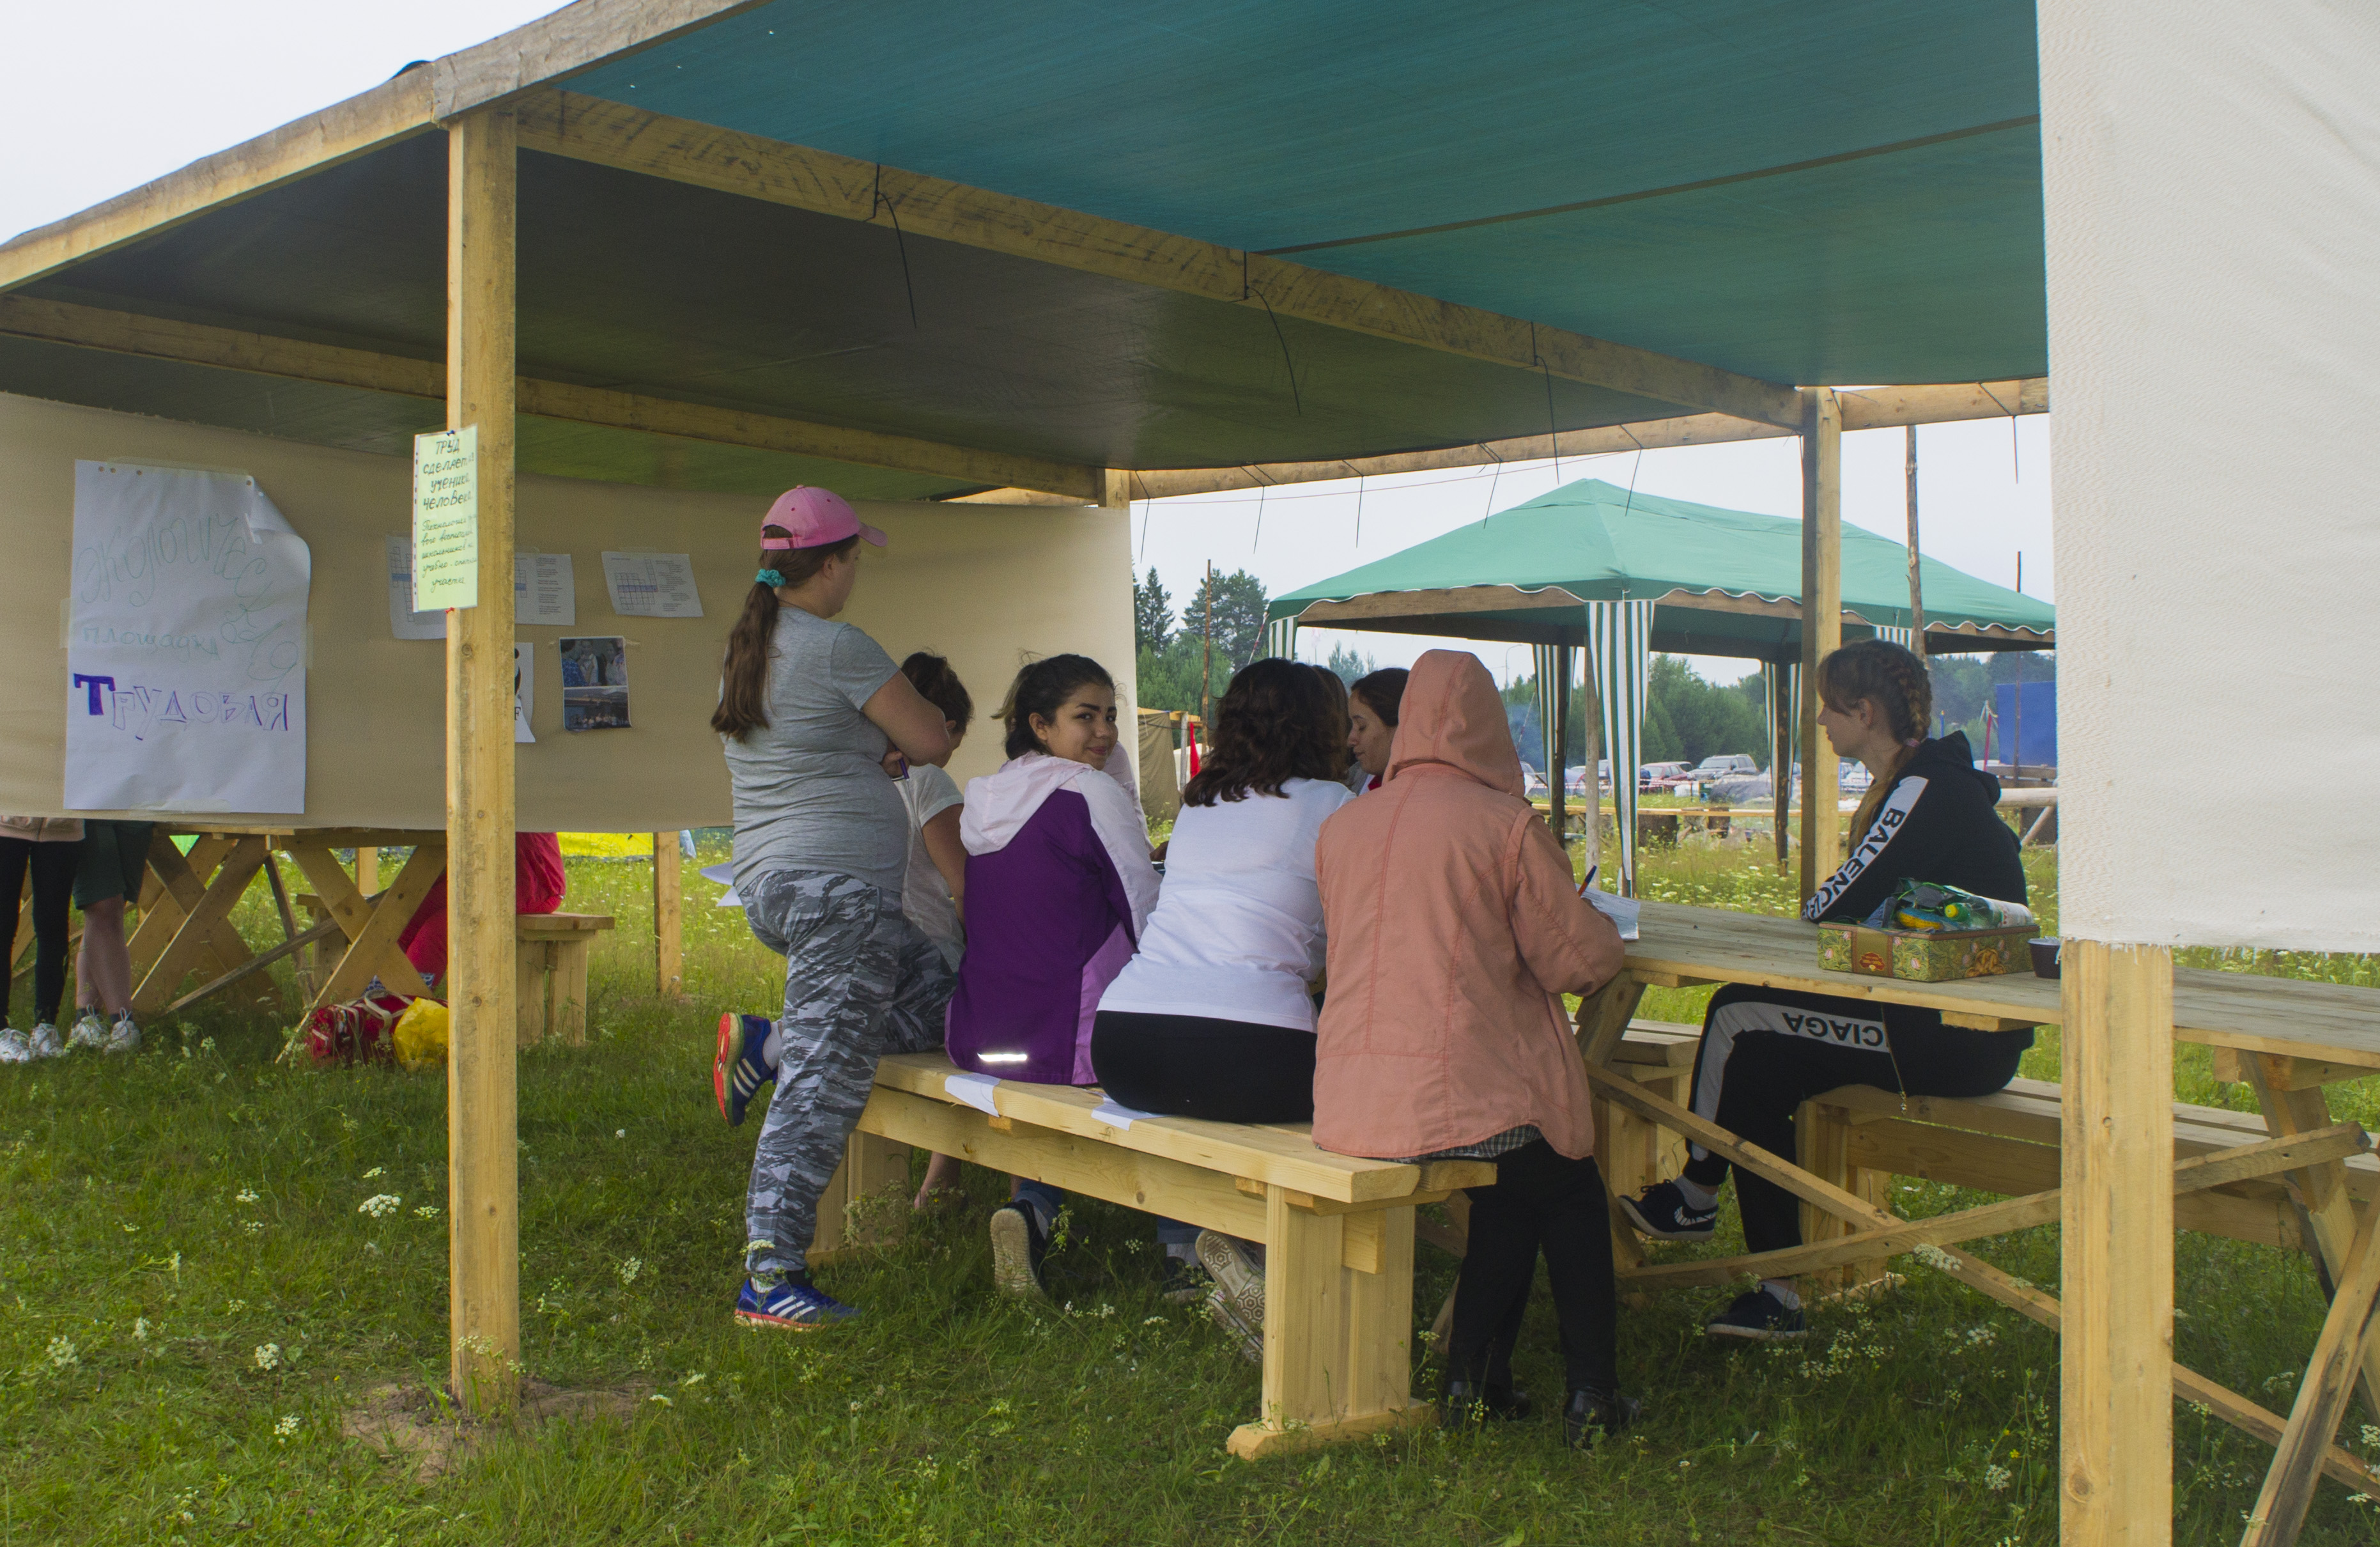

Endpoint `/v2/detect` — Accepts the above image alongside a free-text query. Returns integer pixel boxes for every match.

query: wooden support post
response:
[653,832,682,996]
[1770,662,1793,866]
[2060,940,2173,1544]
[812,1131,916,1261]
[444,105,520,1417]
[1798,387,1842,899]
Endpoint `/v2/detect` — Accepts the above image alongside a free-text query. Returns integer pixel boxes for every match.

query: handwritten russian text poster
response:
[411,426,478,610]
[66,461,311,813]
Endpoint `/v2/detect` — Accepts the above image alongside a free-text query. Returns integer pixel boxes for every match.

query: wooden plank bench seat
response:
[516,912,614,1046]
[812,1050,1494,1459]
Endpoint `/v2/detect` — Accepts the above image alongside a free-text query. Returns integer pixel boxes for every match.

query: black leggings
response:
[1089,1011,1315,1123]
[1448,1141,1618,1394]
[1681,983,2030,1255]
[0,839,79,1027]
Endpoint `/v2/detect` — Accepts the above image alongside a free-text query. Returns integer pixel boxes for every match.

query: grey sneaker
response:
[1194,1231,1265,1335]
[1203,1281,1264,1364]
[104,1016,141,1055]
[66,1014,108,1052]
[27,1023,65,1060]
[0,1028,28,1064]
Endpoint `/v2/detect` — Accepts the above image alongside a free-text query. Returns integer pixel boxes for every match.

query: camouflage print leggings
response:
[741,869,954,1277]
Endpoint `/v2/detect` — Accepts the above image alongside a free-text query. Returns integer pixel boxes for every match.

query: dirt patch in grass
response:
[343,1377,651,1481]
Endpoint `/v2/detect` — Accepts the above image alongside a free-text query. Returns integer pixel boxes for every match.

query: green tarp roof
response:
[1269,478,2053,659]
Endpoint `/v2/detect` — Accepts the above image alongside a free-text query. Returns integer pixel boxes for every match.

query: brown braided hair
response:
[1818,639,1934,843]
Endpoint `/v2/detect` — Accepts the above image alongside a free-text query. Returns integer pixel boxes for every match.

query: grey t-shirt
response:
[722,607,906,899]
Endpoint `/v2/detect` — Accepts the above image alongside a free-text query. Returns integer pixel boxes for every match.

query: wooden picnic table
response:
[130,826,447,1018]
[1574,901,2380,1535]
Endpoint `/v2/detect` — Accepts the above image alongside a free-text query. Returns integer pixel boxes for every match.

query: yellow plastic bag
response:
[392,998,451,1071]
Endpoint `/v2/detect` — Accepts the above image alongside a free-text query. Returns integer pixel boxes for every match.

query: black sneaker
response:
[1704,1287,1807,1342]
[988,1204,1048,1300]
[1618,1180,1719,1242]
[1562,1387,1641,1446]
[1437,1378,1533,1424]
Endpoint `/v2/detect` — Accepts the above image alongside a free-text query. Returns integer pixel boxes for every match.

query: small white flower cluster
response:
[243,1221,266,1236]
[618,1257,644,1286]
[1912,1243,1961,1273]
[1958,1323,1998,1348]
[357,1193,403,1219]
[414,1205,441,1220]
[649,1392,673,1406]
[362,1167,385,1179]
[235,1188,259,1204]
[274,1415,299,1440]
[254,1343,281,1371]
[1982,1463,2013,1492]
[2363,1424,2380,1452]
[132,1317,150,1342]
[45,1336,79,1369]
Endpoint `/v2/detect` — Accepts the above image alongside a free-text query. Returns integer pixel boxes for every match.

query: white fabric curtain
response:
[1588,601,1655,895]
[1261,614,1297,662]
[1873,626,1914,649]
[1529,643,1570,791]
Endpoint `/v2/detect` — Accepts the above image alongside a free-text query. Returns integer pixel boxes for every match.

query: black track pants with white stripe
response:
[1680,983,2029,1256]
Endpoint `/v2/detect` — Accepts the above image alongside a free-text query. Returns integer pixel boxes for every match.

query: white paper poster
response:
[388,543,576,637]
[601,551,703,618]
[67,461,311,813]
[410,427,477,610]
[514,642,535,743]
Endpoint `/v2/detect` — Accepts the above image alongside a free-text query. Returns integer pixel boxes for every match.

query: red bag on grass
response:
[302,992,412,1067]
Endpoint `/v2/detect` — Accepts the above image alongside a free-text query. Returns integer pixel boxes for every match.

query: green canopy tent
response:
[1262,478,2054,890]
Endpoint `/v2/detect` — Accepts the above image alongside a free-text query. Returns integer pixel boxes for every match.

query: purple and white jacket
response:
[944,752,1159,1085]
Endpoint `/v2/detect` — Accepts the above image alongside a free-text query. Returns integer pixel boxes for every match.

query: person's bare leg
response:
[913,1152,964,1209]
[75,896,132,1015]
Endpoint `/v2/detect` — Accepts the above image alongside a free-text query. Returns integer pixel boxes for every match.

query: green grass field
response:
[3,831,2378,1544]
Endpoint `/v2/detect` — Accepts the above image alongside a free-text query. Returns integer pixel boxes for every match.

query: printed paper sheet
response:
[601,551,703,618]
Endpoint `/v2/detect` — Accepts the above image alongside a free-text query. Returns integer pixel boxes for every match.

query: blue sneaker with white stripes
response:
[736,1275,859,1330]
[714,1013,775,1128]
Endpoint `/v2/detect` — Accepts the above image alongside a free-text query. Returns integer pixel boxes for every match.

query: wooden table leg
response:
[2243,1207,2380,1546]
[130,833,255,993]
[1228,1186,1432,1459]
[130,837,270,1014]
[2245,1055,2380,1424]
[287,841,439,1005]
[811,1130,916,1262]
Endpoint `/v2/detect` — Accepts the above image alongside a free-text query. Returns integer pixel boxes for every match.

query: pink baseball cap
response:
[761,486,886,550]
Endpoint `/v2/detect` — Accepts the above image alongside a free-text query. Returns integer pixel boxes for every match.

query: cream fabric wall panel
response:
[0,393,1134,832]
[2040,1,2380,949]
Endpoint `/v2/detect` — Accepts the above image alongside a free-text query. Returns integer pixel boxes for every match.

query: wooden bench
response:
[811,1051,1493,1459]
[516,913,614,1046]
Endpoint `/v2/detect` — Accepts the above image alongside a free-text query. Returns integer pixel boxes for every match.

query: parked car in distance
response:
[1564,764,1595,795]
[1839,759,1872,791]
[1692,754,1759,779]
[1639,761,1693,791]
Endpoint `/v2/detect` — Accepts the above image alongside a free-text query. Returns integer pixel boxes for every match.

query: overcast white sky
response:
[4,2,2056,687]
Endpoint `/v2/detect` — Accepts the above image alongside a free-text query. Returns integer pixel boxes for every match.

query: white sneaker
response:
[104,1016,141,1055]
[28,1023,65,1059]
[66,1013,108,1052]
[0,1028,28,1064]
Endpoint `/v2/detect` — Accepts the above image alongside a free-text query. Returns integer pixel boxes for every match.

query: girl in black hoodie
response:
[1617,640,2028,1342]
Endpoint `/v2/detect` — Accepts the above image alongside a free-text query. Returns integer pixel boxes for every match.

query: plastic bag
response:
[391,997,451,1071]
[300,993,407,1066]
[1864,879,2035,933]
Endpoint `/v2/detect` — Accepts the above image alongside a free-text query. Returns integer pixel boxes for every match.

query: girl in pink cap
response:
[707,488,959,1330]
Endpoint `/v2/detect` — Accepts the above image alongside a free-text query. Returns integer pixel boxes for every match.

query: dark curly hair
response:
[900,651,974,732]
[999,654,1115,759]
[1181,658,1345,806]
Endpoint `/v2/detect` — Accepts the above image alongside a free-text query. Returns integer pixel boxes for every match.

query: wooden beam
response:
[1797,387,1842,898]
[0,74,437,295]
[652,832,682,997]
[428,0,769,121]
[2061,940,2174,1545]
[514,90,1803,430]
[445,106,521,1418]
[0,294,1098,501]
[1115,379,2048,500]
[2245,1207,2380,1544]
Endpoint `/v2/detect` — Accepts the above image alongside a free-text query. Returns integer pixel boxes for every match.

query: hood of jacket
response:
[961,752,1125,855]
[1382,649,1526,798]
[1899,730,1997,802]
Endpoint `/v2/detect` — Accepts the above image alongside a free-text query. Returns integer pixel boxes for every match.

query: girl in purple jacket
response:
[945,655,1159,1294]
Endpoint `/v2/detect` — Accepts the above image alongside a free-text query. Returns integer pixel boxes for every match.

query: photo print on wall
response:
[560,635,629,731]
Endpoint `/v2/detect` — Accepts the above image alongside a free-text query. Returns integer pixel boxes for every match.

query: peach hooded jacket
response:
[1311,650,1623,1160]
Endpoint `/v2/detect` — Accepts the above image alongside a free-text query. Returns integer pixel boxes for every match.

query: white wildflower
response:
[1984,1463,2013,1491]
[243,1221,265,1235]
[45,1336,79,1369]
[413,1205,441,1219]
[617,1257,644,1286]
[1912,1243,1960,1272]
[132,1317,150,1342]
[235,1188,260,1204]
[615,1129,628,1139]
[225,1299,247,1313]
[681,1371,707,1387]
[1142,1316,1166,1326]
[200,1037,217,1053]
[254,1343,281,1371]
[648,1392,672,1406]
[2363,1424,2380,1451]
[361,1167,385,1179]
[274,1415,299,1440]
[357,1193,403,1219]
